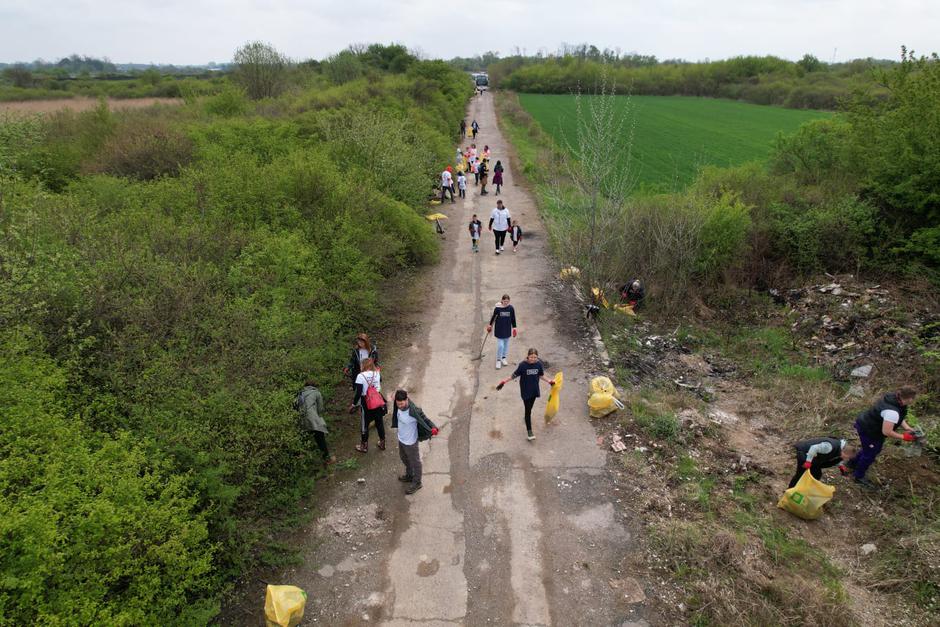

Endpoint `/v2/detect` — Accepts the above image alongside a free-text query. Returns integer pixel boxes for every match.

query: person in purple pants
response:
[848,386,919,490]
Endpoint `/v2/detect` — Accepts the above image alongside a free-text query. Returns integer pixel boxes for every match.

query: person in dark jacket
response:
[478,159,489,195]
[294,380,336,465]
[496,348,556,441]
[510,222,523,253]
[493,160,504,195]
[848,386,919,489]
[460,119,467,137]
[343,333,379,400]
[486,294,517,370]
[391,389,437,495]
[788,437,856,488]
[619,279,645,311]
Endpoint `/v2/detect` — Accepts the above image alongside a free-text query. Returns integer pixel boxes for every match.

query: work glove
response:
[803,461,813,469]
[496,381,505,391]
[512,328,517,337]
[431,427,439,436]
[902,432,916,442]
[486,325,492,333]
[549,379,556,386]
[839,464,849,476]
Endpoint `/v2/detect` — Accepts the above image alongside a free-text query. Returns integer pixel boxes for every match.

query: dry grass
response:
[0,97,182,117]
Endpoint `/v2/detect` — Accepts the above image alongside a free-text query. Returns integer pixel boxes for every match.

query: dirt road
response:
[236,92,649,626]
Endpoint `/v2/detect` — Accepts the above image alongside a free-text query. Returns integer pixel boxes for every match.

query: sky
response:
[0,0,937,65]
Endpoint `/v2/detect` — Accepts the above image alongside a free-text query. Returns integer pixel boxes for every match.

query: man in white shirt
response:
[391,390,432,494]
[440,169,455,204]
[849,385,919,489]
[488,200,512,255]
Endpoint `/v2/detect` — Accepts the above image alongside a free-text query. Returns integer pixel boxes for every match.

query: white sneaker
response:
[527,430,536,441]
[495,361,501,369]
[495,249,500,255]
[501,358,508,366]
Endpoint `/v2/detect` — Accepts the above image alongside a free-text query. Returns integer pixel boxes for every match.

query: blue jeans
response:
[853,420,884,480]
[496,337,510,361]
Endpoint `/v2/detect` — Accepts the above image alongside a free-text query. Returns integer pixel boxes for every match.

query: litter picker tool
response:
[471,328,491,361]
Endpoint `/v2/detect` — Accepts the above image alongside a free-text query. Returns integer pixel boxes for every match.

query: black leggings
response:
[494,230,507,250]
[360,406,386,443]
[788,453,823,488]
[523,397,536,431]
[313,431,330,460]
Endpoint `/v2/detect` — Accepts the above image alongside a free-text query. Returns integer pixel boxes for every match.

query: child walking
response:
[486,294,517,369]
[493,160,504,195]
[510,222,523,252]
[469,214,482,252]
[496,348,556,441]
[457,171,467,198]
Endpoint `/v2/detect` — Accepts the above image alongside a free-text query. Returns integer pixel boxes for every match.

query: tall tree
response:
[233,41,289,100]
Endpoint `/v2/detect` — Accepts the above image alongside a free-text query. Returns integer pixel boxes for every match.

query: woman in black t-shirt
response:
[496,348,556,441]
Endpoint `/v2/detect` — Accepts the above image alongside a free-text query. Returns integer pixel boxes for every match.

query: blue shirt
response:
[397,406,418,445]
[513,360,544,399]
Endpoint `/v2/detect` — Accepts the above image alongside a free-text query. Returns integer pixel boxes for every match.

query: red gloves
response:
[431,427,439,436]
[803,461,813,469]
[902,432,916,442]
[512,328,517,337]
[838,464,849,476]
[496,381,505,391]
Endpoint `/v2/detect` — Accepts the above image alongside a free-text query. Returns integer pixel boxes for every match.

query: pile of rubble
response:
[776,277,938,381]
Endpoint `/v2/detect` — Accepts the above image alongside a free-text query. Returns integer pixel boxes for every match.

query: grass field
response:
[517,94,830,192]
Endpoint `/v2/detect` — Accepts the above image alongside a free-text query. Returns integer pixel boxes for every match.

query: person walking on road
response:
[457,170,467,199]
[848,386,920,489]
[350,358,386,453]
[496,348,556,441]
[479,159,489,195]
[486,294,517,369]
[788,437,856,488]
[294,380,336,465]
[343,333,379,400]
[493,160,504,195]
[488,200,511,254]
[440,167,455,204]
[460,119,467,137]
[391,389,436,495]
[510,222,523,253]
[471,119,479,138]
[469,213,482,252]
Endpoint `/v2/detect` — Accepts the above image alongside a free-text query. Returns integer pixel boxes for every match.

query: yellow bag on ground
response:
[544,371,564,423]
[588,376,621,418]
[776,471,835,520]
[264,585,307,627]
[590,287,610,308]
[612,303,636,316]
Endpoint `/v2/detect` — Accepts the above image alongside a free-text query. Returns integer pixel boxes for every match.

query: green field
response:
[518,94,830,191]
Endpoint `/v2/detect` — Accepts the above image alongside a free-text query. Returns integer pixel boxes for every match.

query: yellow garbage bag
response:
[776,471,835,520]
[264,585,307,627]
[544,371,564,423]
[588,376,622,418]
[590,287,610,308]
[612,303,636,317]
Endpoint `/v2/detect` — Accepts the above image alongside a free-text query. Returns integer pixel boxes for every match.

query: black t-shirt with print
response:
[513,360,544,399]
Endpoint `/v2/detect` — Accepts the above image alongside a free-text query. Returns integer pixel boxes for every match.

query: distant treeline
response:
[489,51,895,109]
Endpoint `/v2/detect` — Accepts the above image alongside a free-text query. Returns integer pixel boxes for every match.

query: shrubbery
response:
[0,52,471,622]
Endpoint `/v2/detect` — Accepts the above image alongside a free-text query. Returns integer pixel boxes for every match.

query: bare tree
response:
[546,73,638,297]
[233,41,289,100]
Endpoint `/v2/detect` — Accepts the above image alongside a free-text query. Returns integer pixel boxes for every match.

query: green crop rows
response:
[518,94,830,192]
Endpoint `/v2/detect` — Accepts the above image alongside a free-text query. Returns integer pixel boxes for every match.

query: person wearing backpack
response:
[391,389,438,495]
[350,358,386,453]
[294,379,336,465]
[343,333,379,401]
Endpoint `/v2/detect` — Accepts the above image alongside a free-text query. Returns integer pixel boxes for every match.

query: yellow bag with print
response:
[264,585,307,627]
[776,471,835,520]
[544,371,564,423]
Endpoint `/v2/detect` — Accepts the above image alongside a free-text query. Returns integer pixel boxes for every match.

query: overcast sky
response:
[1,0,936,65]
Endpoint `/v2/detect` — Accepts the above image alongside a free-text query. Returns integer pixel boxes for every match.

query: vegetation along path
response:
[236,92,649,625]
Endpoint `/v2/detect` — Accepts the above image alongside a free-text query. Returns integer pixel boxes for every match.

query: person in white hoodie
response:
[488,200,512,254]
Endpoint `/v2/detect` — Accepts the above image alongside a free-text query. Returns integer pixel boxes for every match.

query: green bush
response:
[0,328,217,625]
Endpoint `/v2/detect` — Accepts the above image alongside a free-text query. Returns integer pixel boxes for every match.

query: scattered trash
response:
[860,543,877,556]
[264,585,307,627]
[610,434,628,453]
[588,376,622,418]
[851,364,873,378]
